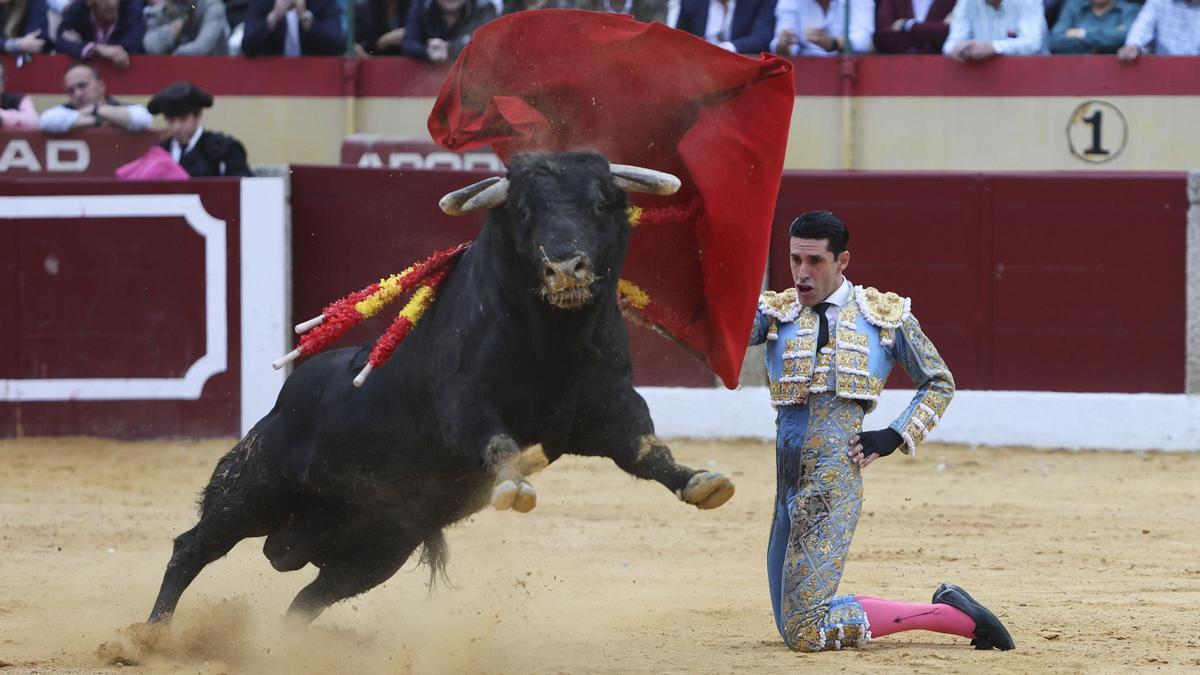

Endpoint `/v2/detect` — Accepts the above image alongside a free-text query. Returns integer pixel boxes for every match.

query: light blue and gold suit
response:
[749,283,955,652]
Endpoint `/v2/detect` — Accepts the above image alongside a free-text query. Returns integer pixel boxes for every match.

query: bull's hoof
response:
[678,471,735,510]
[492,479,538,512]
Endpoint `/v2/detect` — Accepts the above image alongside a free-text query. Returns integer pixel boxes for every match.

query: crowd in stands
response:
[1,0,1197,134]
[0,0,1195,66]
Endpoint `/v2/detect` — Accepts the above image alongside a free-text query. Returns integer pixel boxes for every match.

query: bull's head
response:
[439,152,680,310]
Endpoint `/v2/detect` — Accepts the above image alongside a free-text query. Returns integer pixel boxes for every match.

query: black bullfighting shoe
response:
[932,583,1016,651]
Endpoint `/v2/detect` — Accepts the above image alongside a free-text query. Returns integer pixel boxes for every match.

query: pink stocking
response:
[856,595,976,639]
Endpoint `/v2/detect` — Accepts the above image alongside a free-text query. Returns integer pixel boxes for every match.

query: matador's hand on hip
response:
[847,428,903,469]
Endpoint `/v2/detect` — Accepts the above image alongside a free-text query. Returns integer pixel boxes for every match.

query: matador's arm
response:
[887,312,955,455]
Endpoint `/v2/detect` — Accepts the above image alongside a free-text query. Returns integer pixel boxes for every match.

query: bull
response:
[146,152,736,624]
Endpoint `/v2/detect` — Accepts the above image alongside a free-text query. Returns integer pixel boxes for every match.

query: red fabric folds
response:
[429,10,794,388]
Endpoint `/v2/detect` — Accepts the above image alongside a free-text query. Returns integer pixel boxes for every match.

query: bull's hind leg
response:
[147,522,253,622]
[286,518,425,625]
[572,386,735,510]
[147,432,285,623]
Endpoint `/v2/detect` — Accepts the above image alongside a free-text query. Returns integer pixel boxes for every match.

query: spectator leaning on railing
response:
[1117,0,1200,61]
[873,0,955,53]
[943,0,1048,60]
[400,0,495,62]
[772,0,874,56]
[242,0,345,56]
[143,0,230,55]
[1,0,50,56]
[0,60,38,129]
[355,0,410,55]
[56,0,145,68]
[575,0,667,23]
[1049,0,1138,54]
[675,0,777,54]
[39,62,151,133]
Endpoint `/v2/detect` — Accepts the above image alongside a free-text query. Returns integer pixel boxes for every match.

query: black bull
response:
[147,152,736,624]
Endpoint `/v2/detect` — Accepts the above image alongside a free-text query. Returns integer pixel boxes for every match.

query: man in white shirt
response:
[772,0,874,56]
[38,62,151,134]
[1117,0,1200,61]
[942,0,1049,60]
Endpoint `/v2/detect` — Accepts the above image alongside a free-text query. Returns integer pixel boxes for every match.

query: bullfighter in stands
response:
[147,81,252,178]
[751,210,1016,652]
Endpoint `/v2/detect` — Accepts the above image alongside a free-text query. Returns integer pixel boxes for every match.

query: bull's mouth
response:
[541,285,594,310]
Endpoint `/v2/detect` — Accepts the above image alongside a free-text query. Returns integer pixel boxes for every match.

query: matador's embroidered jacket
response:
[749,283,955,453]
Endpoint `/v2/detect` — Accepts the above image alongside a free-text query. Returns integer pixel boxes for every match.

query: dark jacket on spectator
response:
[56,0,146,59]
[400,0,496,61]
[242,0,345,56]
[1049,0,1138,53]
[1,0,51,53]
[874,0,956,53]
[575,0,666,23]
[356,0,411,55]
[159,130,252,177]
[676,0,776,54]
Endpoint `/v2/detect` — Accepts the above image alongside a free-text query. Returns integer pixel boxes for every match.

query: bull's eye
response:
[517,206,532,222]
[594,199,607,215]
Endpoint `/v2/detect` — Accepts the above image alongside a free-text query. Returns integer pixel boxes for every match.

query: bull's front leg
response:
[484,434,539,513]
[573,387,735,510]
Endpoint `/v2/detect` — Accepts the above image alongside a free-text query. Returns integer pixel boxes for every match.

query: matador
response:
[750,211,1015,653]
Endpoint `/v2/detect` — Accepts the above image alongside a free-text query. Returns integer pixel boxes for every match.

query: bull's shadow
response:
[147,152,735,625]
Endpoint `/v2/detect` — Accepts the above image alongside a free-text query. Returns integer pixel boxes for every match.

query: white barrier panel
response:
[638,387,1200,452]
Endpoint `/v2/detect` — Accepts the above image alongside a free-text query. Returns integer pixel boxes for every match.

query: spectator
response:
[57,0,145,67]
[1049,0,1138,53]
[148,81,252,176]
[143,0,230,55]
[943,0,1049,60]
[675,0,776,54]
[1117,0,1200,61]
[874,0,955,53]
[772,0,874,56]
[0,60,38,128]
[355,0,409,55]
[39,62,151,133]
[502,0,569,14]
[575,0,666,23]
[242,0,345,56]
[400,0,495,62]
[1,0,50,56]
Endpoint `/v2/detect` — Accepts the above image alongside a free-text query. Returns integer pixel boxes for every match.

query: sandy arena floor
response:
[1,436,1198,674]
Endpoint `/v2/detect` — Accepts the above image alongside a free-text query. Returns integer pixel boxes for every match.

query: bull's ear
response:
[609,164,682,196]
[439,176,510,215]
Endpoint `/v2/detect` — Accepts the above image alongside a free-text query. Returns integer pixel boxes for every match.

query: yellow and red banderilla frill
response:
[272,242,469,386]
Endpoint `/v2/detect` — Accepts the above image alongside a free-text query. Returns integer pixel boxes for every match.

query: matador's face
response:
[789,237,849,307]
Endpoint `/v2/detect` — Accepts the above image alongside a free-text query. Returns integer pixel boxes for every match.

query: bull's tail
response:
[419,530,451,595]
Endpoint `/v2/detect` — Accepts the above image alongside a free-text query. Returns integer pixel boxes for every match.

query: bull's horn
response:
[439,176,509,215]
[609,164,681,196]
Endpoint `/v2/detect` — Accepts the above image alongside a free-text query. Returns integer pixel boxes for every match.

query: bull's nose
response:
[543,254,592,285]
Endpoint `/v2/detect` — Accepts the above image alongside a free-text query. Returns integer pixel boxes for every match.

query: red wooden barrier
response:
[0,180,244,437]
[0,129,160,178]
[771,172,1187,392]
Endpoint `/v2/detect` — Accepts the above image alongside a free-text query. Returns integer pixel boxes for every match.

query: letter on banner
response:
[0,139,42,172]
[387,153,424,170]
[47,140,90,172]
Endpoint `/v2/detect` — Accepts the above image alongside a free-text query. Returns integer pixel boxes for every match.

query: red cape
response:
[429,10,793,388]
